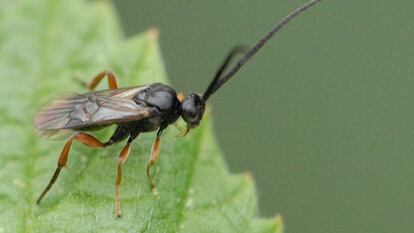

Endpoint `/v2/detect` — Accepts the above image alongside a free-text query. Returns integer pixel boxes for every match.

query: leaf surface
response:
[0,1,283,232]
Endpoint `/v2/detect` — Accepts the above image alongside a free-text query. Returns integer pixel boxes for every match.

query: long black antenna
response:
[204,0,322,99]
[202,46,247,100]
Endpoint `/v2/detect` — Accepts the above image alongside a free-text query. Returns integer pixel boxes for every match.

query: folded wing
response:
[35,86,154,139]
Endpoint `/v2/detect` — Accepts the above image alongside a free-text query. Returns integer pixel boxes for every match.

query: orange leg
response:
[87,70,118,91]
[146,135,161,190]
[115,143,131,217]
[36,133,104,204]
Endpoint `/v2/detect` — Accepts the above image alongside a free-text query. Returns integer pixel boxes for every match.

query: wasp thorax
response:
[181,93,205,129]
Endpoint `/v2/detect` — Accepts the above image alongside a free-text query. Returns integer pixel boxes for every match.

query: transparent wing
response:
[34,86,154,139]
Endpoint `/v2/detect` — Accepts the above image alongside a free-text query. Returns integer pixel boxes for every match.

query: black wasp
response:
[35,0,322,217]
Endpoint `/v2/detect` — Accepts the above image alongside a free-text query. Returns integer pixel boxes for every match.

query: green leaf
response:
[0,0,283,232]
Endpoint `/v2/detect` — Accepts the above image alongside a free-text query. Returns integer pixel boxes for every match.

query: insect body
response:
[36,83,183,140]
[35,0,322,217]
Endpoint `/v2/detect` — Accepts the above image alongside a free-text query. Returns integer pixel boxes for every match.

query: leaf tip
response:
[203,104,214,119]
[244,171,253,181]
[147,27,160,40]
[274,214,284,226]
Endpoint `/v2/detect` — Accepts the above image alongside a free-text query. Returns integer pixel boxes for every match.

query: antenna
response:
[203,0,322,100]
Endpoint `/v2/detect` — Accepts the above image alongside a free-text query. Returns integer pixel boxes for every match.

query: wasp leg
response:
[72,76,89,89]
[36,133,105,204]
[114,138,135,218]
[74,132,105,148]
[146,129,163,190]
[87,70,119,91]
[36,137,74,204]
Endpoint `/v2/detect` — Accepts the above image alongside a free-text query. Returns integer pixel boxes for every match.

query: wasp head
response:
[181,93,205,131]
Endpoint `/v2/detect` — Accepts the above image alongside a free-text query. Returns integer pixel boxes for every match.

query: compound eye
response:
[183,108,198,123]
[193,97,201,106]
[187,107,198,118]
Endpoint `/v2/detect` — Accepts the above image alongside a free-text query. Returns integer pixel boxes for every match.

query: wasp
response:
[35,0,322,217]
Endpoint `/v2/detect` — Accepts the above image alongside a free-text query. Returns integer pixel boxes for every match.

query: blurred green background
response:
[115,1,414,233]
